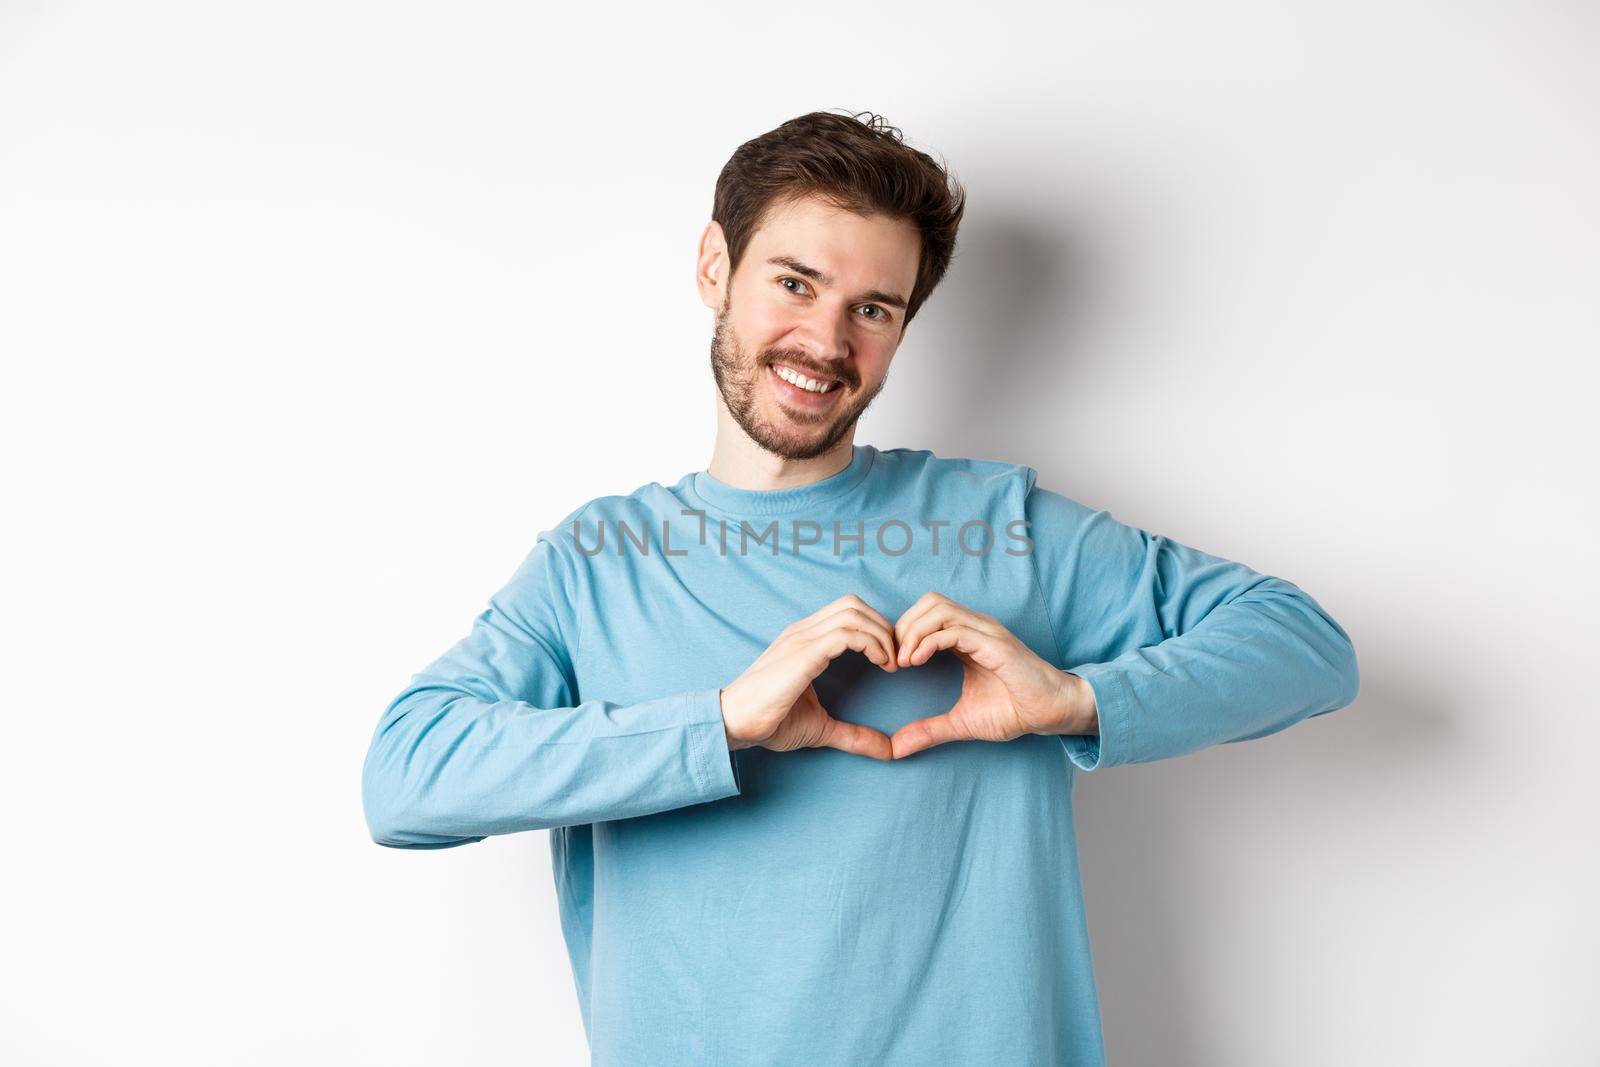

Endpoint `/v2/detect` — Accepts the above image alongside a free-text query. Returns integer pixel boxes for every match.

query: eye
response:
[778,276,811,296]
[858,304,890,322]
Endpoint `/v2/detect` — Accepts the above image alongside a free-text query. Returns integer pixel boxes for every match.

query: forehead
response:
[744,194,921,293]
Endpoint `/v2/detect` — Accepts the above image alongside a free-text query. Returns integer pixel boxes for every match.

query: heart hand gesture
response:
[719,591,1097,762]
[888,592,1097,759]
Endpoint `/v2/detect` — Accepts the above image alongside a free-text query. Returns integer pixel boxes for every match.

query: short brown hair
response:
[711,109,967,329]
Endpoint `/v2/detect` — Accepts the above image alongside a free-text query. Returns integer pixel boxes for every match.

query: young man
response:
[361,110,1361,1065]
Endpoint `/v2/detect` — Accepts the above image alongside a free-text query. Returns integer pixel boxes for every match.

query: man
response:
[361,109,1361,1065]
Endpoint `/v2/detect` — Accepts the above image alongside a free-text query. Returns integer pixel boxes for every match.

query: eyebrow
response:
[766,255,909,311]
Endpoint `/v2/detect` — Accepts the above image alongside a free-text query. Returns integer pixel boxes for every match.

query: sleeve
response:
[360,522,742,850]
[1024,478,1361,772]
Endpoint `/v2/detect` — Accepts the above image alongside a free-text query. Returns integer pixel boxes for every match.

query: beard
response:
[708,297,887,461]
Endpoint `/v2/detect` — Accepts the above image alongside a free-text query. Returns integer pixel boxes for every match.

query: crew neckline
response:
[687,444,878,517]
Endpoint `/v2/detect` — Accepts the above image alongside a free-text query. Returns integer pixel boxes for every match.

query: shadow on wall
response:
[890,203,1110,467]
[1075,672,1443,1062]
[895,200,1426,1060]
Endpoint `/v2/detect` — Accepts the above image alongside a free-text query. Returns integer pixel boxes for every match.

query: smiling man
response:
[361,110,1362,1066]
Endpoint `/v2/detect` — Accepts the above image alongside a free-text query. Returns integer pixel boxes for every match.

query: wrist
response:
[1050,671,1098,736]
[718,686,748,752]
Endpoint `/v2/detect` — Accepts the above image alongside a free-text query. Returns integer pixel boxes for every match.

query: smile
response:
[769,362,842,395]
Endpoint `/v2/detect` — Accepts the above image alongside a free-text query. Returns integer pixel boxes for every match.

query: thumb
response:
[818,713,894,761]
[889,708,969,759]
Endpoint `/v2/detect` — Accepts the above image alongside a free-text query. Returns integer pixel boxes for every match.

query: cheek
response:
[856,342,896,382]
[739,303,794,345]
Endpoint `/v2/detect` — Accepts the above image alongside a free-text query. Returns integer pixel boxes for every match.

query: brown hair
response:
[711,109,967,329]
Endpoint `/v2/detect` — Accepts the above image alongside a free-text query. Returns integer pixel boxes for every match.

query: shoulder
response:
[876,446,1115,544]
[872,445,1042,503]
[529,472,694,575]
[536,489,647,556]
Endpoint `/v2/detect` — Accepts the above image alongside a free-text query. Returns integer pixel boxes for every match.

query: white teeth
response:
[774,365,838,393]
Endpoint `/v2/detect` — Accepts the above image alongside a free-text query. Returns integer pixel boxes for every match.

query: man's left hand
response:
[889,591,1098,759]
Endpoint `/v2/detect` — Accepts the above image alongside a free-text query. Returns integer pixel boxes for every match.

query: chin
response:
[759,418,852,461]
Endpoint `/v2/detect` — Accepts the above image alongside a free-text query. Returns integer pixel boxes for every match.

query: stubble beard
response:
[708,300,887,461]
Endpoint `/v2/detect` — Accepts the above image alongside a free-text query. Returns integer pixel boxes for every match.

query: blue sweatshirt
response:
[361,444,1360,1066]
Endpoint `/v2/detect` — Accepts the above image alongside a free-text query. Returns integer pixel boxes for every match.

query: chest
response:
[568,530,1059,738]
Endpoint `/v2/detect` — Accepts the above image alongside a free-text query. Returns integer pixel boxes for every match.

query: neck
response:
[706,396,856,491]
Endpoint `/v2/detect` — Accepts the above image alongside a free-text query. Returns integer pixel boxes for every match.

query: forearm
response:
[1062,578,1359,771]
[362,683,740,849]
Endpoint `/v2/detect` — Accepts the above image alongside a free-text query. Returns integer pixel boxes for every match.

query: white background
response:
[3,2,1595,1064]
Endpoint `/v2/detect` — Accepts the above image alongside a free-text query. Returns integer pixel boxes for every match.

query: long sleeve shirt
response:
[360,443,1361,1066]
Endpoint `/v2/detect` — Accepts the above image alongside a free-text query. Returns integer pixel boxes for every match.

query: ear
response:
[696,220,728,311]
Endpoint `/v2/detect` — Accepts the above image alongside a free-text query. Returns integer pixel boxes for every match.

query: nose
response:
[791,307,852,370]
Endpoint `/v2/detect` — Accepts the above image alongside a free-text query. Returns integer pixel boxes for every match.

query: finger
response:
[890,711,969,759]
[802,604,896,643]
[809,601,899,657]
[821,613,897,669]
[928,601,1006,638]
[800,608,898,671]
[898,607,1002,667]
[895,596,1007,666]
[892,592,947,660]
[807,594,895,634]
[847,596,897,633]
[819,716,894,761]
[809,623,895,674]
[906,623,1009,672]
[896,601,963,666]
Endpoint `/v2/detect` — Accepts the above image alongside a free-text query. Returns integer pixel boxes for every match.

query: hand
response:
[889,591,1097,759]
[720,594,899,760]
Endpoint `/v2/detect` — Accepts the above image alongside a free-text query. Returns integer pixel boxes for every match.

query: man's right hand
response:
[719,594,899,760]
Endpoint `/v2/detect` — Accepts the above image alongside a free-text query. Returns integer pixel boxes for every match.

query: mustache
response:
[761,353,856,389]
